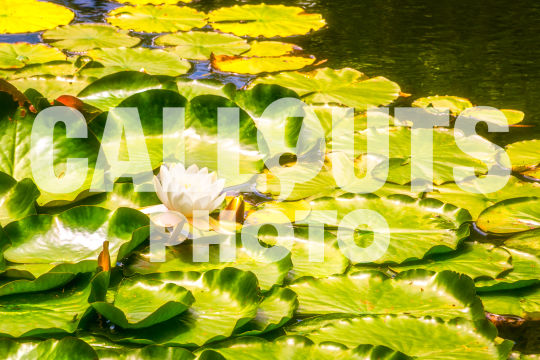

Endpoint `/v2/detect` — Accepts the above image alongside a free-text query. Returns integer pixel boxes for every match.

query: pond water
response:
[2,0,539,144]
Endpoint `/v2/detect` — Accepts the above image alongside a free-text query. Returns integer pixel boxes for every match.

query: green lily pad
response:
[196,336,411,360]
[83,47,191,77]
[412,95,473,115]
[3,206,149,272]
[211,53,316,75]
[208,4,326,38]
[8,60,79,79]
[0,272,104,337]
[78,71,163,110]
[243,41,301,57]
[176,79,235,100]
[42,24,141,52]
[251,67,401,110]
[461,108,525,126]
[9,76,91,100]
[287,315,511,360]
[155,31,250,60]
[0,337,97,359]
[92,268,260,346]
[290,270,484,321]
[505,139,540,171]
[307,194,471,264]
[426,176,540,219]
[92,275,194,329]
[107,5,207,33]
[125,236,292,291]
[71,182,161,211]
[481,284,540,320]
[0,0,74,34]
[0,271,77,297]
[237,287,298,335]
[476,197,540,234]
[476,248,540,291]
[0,172,39,226]
[0,104,100,205]
[0,43,66,69]
[386,242,512,281]
[505,229,540,257]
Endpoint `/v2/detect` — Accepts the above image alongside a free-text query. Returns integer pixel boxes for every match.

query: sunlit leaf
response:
[211,53,316,75]
[476,197,540,234]
[0,337,97,359]
[0,172,39,226]
[481,284,540,320]
[0,43,65,69]
[0,0,74,34]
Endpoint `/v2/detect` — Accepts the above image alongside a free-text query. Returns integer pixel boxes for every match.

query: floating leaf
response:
[412,95,473,115]
[0,0,74,34]
[426,175,540,219]
[196,336,410,360]
[155,31,250,60]
[92,275,194,329]
[481,284,540,320]
[107,5,207,33]
[290,270,484,321]
[307,194,471,264]
[251,67,401,110]
[461,108,525,126]
[0,43,65,69]
[287,315,511,360]
[505,229,540,257]
[9,76,91,100]
[43,24,141,52]
[0,337,97,359]
[476,197,540,234]
[92,268,260,346]
[176,79,235,100]
[83,47,191,77]
[387,242,512,281]
[3,206,149,273]
[8,60,79,79]
[505,139,540,171]
[118,0,192,4]
[211,53,316,75]
[243,41,300,57]
[78,71,163,110]
[0,271,76,297]
[208,4,326,38]
[0,172,39,226]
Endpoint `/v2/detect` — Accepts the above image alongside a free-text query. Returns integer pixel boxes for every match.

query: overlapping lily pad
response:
[208,4,326,38]
[412,95,473,115]
[83,47,191,77]
[107,5,207,33]
[505,139,540,171]
[290,270,484,321]
[0,43,66,69]
[9,76,91,100]
[0,0,74,34]
[0,172,39,226]
[252,67,401,110]
[42,24,141,52]
[307,194,471,264]
[196,336,410,360]
[287,315,512,359]
[92,275,194,329]
[0,337,97,359]
[211,53,316,75]
[476,197,540,234]
[155,31,250,60]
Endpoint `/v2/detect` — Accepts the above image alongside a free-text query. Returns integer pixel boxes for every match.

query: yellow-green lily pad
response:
[0,43,66,69]
[0,0,74,34]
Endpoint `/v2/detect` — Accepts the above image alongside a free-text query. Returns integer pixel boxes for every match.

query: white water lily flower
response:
[153,163,226,219]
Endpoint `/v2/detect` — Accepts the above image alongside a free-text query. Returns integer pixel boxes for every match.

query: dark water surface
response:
[3,0,540,143]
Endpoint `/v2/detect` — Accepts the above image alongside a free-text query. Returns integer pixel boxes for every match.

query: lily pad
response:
[307,194,471,264]
[0,272,104,337]
[237,287,298,335]
[9,76,91,100]
[0,0,74,34]
[85,336,195,360]
[426,175,540,219]
[476,197,540,234]
[42,24,141,52]
[155,31,250,60]
[211,53,316,75]
[176,79,235,100]
[0,337,97,359]
[2,206,149,272]
[505,139,540,171]
[387,242,512,281]
[92,275,194,329]
[286,315,511,360]
[196,336,411,360]
[505,229,540,257]
[125,236,292,291]
[243,41,300,57]
[83,47,191,78]
[208,4,326,38]
[0,172,39,226]
[92,268,260,346]
[107,5,207,33]
[251,67,401,110]
[78,71,163,110]
[118,0,192,4]
[480,284,540,320]
[290,270,484,321]
[0,43,66,69]
[412,95,473,115]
